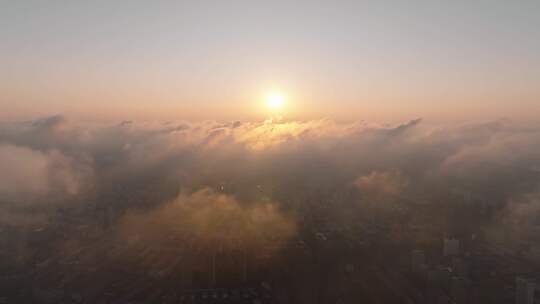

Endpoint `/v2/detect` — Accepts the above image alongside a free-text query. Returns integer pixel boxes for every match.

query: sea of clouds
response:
[1,115,540,248]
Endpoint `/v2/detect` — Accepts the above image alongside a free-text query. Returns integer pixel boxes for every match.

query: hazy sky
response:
[1,0,539,122]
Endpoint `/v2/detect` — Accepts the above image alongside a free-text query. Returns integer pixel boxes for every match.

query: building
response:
[411,249,426,273]
[443,238,460,256]
[451,257,469,278]
[516,277,535,304]
[450,276,470,304]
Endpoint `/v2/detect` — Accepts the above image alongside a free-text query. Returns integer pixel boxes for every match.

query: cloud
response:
[0,144,84,202]
[0,114,539,247]
[116,188,296,252]
[353,170,409,198]
[501,188,540,232]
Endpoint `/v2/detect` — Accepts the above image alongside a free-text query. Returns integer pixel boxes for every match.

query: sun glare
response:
[265,92,285,110]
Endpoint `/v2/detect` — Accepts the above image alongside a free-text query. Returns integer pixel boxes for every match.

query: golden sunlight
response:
[265,91,285,110]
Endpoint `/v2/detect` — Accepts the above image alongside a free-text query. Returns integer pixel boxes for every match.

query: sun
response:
[265,92,285,110]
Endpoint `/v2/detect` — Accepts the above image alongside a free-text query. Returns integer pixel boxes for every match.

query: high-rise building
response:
[411,249,426,272]
[451,257,469,278]
[451,276,470,304]
[516,277,535,304]
[444,238,460,256]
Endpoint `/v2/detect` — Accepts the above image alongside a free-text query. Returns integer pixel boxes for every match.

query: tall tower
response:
[516,277,535,304]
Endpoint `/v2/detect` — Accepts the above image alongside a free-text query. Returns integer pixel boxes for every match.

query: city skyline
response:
[1,1,540,303]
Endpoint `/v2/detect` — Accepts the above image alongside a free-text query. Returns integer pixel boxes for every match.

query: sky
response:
[1,2,540,292]
[1,0,539,122]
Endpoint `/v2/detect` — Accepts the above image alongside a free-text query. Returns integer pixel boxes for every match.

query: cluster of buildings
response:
[409,238,539,304]
[2,184,540,303]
